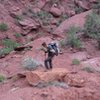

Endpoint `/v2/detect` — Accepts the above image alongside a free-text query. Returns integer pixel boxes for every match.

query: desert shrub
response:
[2,39,21,49]
[37,10,53,25]
[31,10,53,26]
[0,39,21,57]
[91,0,100,9]
[0,48,12,57]
[0,23,8,32]
[0,74,5,82]
[66,26,82,49]
[57,14,69,26]
[48,81,69,89]
[59,26,82,49]
[14,15,22,20]
[72,59,80,65]
[75,6,84,14]
[22,57,42,70]
[33,81,69,89]
[84,11,100,48]
[14,32,22,38]
[81,66,95,73]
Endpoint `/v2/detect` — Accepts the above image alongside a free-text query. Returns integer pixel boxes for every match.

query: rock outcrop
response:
[53,10,92,35]
[26,68,68,85]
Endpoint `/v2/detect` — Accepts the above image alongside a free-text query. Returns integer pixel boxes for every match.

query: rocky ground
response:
[0,0,100,100]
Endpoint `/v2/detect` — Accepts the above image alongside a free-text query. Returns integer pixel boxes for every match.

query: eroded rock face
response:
[25,68,85,88]
[53,10,92,35]
[19,18,40,35]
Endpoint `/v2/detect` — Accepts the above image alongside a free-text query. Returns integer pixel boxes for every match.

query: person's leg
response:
[45,57,53,69]
[44,58,49,69]
[49,57,53,69]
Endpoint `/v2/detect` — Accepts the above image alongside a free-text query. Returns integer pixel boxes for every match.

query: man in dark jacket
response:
[41,42,55,70]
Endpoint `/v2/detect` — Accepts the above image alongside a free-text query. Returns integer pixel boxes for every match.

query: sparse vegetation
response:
[0,74,5,82]
[91,0,100,9]
[22,57,42,70]
[14,15,22,20]
[0,48,12,57]
[14,32,22,38]
[33,81,69,89]
[59,39,67,48]
[75,6,84,14]
[59,26,82,49]
[0,23,8,32]
[60,26,82,49]
[37,10,53,26]
[2,39,21,49]
[67,26,82,49]
[84,11,100,49]
[0,39,21,57]
[72,59,80,65]
[81,66,95,73]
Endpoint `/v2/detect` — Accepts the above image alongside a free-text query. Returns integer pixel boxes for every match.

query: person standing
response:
[41,42,56,70]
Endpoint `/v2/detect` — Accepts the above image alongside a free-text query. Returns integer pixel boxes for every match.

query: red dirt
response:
[0,0,100,100]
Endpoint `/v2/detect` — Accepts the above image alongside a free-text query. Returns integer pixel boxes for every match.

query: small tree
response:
[84,11,100,49]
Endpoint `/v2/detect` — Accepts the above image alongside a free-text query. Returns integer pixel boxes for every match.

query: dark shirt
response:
[46,46,55,57]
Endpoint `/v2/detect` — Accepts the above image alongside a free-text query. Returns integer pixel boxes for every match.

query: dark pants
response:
[44,56,53,69]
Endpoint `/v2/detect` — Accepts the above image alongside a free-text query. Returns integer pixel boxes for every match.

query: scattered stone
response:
[64,75,85,87]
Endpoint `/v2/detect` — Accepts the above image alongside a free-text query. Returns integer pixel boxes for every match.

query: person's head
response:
[42,42,47,48]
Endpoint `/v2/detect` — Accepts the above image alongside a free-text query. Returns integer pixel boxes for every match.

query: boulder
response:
[25,68,85,87]
[25,68,69,85]
[50,5,62,17]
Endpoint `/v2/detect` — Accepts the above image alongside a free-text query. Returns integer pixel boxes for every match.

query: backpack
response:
[48,42,58,56]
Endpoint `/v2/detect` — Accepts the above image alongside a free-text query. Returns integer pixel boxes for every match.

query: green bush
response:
[67,26,82,49]
[0,48,12,57]
[22,57,42,70]
[0,23,8,32]
[0,39,21,57]
[0,74,5,82]
[84,11,100,48]
[2,39,21,49]
[72,59,80,65]
[14,32,22,38]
